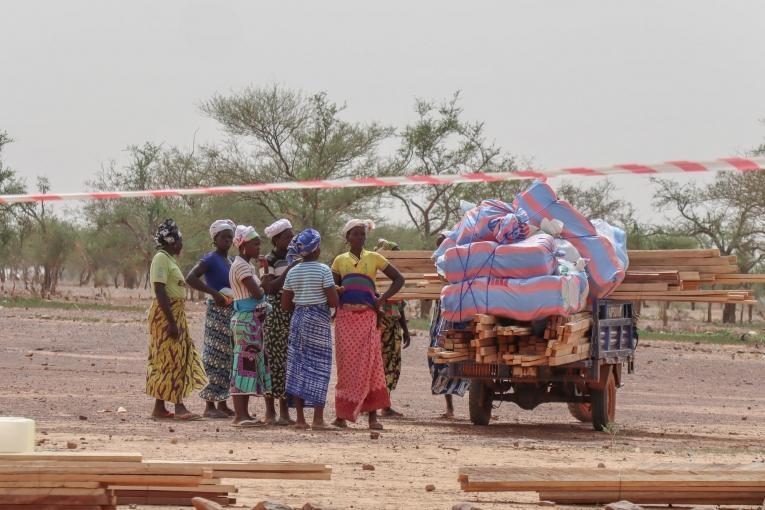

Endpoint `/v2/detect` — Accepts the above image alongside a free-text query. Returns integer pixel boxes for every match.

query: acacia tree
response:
[652,171,765,322]
[85,143,172,287]
[556,179,635,225]
[390,92,523,241]
[201,85,394,252]
[0,131,27,288]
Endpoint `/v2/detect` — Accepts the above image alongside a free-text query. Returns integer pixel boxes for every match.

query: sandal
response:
[368,422,384,430]
[232,420,263,428]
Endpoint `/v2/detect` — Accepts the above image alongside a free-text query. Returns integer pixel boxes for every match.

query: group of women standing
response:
[144,216,443,429]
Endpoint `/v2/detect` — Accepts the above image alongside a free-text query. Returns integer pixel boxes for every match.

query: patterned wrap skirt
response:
[146,299,207,404]
[230,308,272,396]
[334,307,391,421]
[429,301,469,396]
[285,304,333,407]
[379,314,403,393]
[262,292,291,400]
[199,301,234,402]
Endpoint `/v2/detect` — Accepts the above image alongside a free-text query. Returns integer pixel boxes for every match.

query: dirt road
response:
[1,303,764,509]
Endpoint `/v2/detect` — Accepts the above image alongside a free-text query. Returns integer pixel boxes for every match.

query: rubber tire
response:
[591,368,617,431]
[468,380,493,426]
[567,402,592,423]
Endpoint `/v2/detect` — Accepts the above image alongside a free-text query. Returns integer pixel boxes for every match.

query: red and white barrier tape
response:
[1,156,763,204]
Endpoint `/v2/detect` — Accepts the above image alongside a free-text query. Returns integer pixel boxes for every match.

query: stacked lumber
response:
[376,250,443,300]
[615,249,758,304]
[376,249,763,305]
[431,313,593,373]
[0,452,331,507]
[458,464,765,505]
[0,481,116,510]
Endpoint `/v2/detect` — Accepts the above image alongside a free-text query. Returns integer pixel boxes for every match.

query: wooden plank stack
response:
[375,250,444,300]
[458,464,765,505]
[376,248,763,305]
[430,313,593,373]
[0,452,331,507]
[0,481,116,510]
[613,248,758,303]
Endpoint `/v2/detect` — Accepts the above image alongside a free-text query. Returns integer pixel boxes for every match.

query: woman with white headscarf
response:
[228,225,271,427]
[330,219,405,430]
[261,218,296,425]
[185,219,236,418]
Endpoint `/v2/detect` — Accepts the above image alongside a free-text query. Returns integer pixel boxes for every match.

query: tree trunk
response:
[707,303,712,323]
[661,302,669,327]
[749,305,753,323]
[722,303,737,324]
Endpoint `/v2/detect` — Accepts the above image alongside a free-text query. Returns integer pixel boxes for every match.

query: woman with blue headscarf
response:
[281,228,339,430]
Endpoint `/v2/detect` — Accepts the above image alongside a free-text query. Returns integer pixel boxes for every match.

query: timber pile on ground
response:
[0,452,331,507]
[0,481,116,510]
[429,313,593,375]
[378,248,763,304]
[458,464,765,505]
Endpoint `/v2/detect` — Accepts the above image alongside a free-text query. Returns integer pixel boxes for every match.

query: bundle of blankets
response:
[435,181,628,323]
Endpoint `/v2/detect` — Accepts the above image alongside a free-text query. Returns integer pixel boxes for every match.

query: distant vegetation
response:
[1,86,764,306]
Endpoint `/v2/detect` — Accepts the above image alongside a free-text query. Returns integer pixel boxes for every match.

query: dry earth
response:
[1,300,764,510]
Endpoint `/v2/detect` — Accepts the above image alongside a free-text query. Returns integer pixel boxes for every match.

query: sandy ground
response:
[1,301,764,510]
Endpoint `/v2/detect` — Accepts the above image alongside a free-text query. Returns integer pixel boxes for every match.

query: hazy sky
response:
[1,1,764,221]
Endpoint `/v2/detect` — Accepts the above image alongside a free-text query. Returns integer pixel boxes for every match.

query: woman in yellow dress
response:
[146,219,207,421]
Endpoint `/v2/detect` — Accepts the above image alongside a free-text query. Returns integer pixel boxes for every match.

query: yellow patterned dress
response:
[146,251,207,403]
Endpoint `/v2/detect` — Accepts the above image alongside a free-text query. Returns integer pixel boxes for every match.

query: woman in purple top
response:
[185,219,237,418]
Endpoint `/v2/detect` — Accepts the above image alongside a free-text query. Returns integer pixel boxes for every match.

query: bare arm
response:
[153,282,179,338]
[281,289,295,312]
[262,262,297,295]
[378,264,405,302]
[242,276,264,300]
[325,285,339,309]
[185,261,227,306]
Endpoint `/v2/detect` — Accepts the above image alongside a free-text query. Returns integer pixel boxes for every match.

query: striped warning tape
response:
[1,156,763,204]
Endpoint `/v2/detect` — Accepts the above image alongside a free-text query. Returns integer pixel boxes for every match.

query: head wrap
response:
[287,228,322,264]
[233,225,259,247]
[155,219,182,247]
[342,219,375,238]
[209,219,236,240]
[375,238,399,252]
[264,218,293,239]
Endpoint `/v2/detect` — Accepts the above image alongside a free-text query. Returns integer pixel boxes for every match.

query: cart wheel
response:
[468,380,493,426]
[567,402,592,423]
[591,368,617,431]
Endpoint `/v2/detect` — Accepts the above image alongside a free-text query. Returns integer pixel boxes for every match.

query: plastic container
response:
[0,417,35,453]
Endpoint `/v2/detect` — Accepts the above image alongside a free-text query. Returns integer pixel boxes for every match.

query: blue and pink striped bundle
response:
[435,199,531,259]
[513,181,628,298]
[435,235,557,284]
[440,272,590,323]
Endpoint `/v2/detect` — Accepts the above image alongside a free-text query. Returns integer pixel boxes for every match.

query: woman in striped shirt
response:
[281,228,339,430]
[228,225,271,427]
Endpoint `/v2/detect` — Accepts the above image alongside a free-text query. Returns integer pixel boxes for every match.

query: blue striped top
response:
[283,261,335,305]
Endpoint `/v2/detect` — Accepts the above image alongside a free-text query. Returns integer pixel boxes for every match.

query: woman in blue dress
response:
[185,219,237,418]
